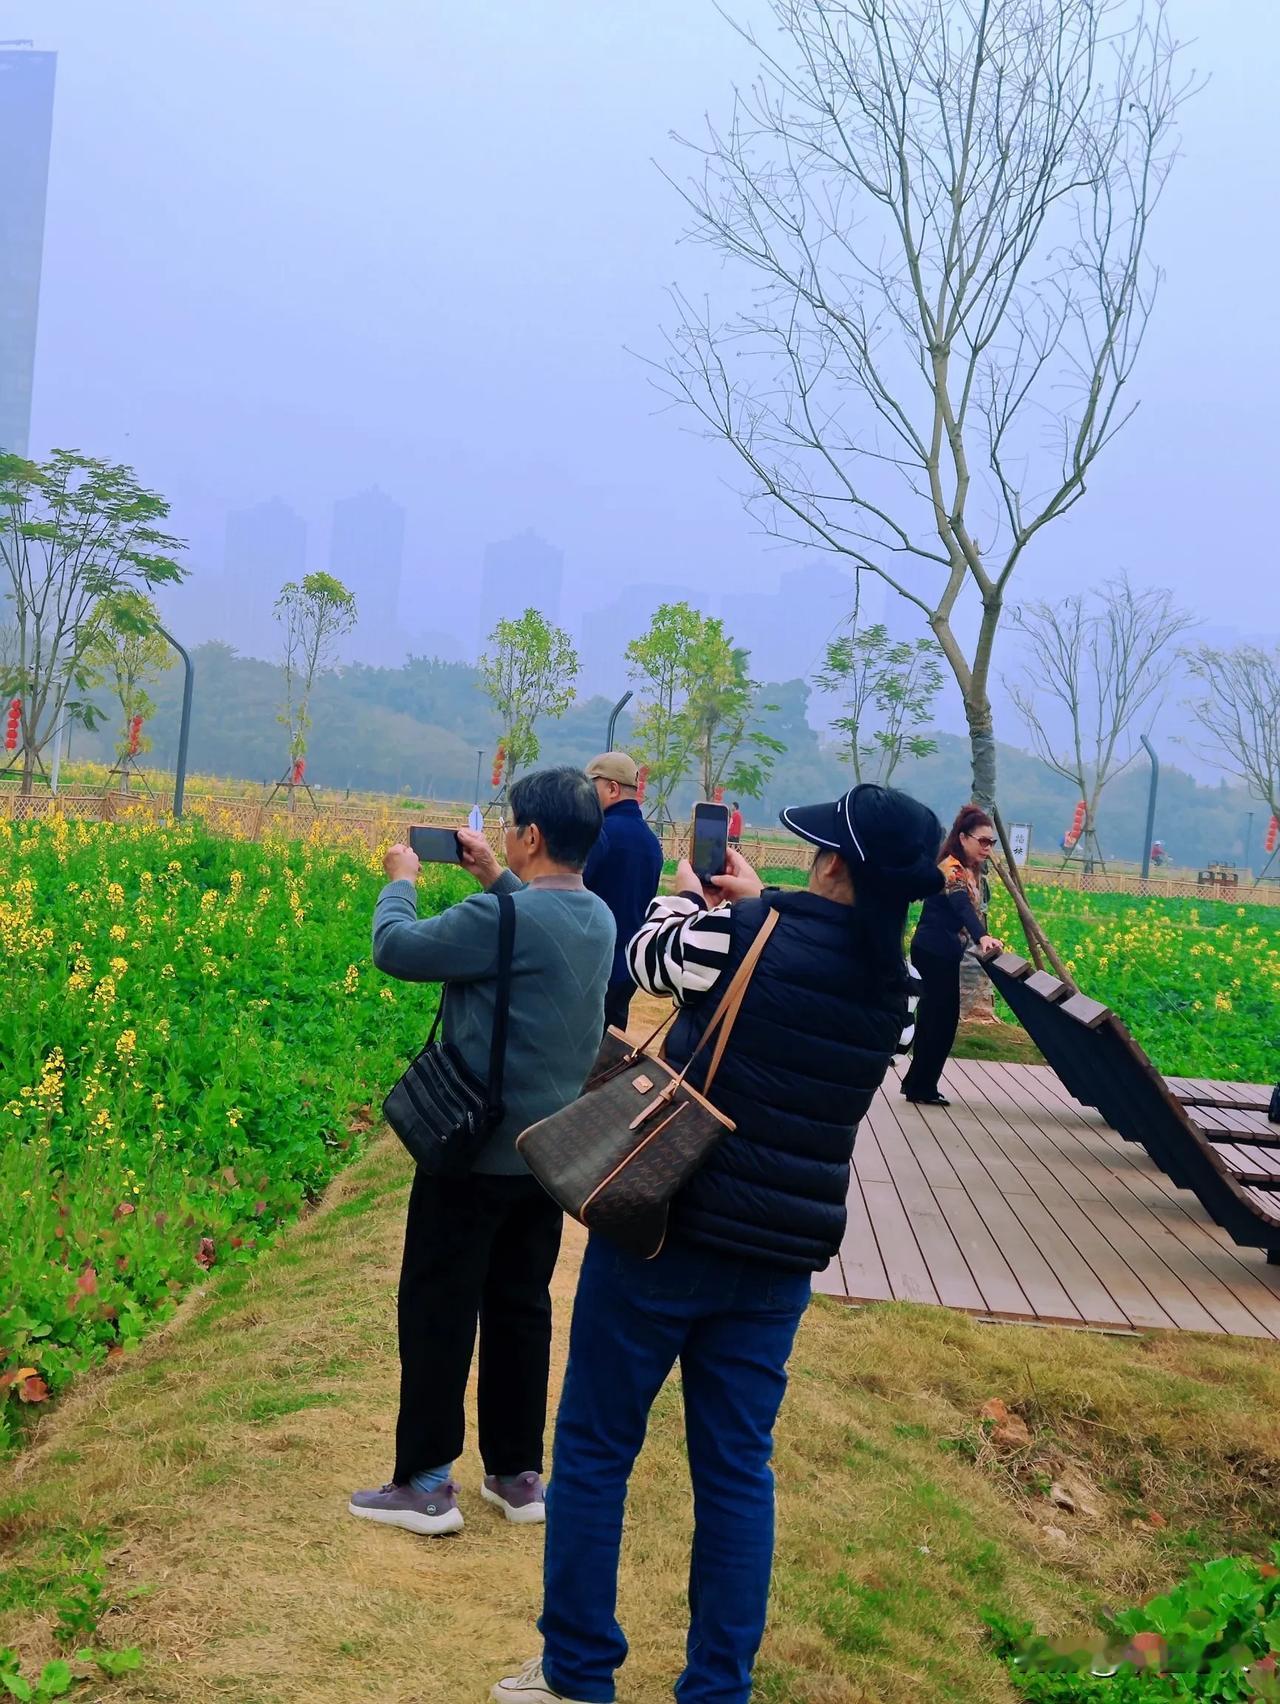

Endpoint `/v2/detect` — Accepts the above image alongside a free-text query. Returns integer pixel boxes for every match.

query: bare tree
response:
[1006,574,1194,864]
[658,0,1188,835]
[1182,643,1280,828]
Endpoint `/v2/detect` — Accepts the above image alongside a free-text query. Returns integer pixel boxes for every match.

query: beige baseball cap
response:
[585,751,640,788]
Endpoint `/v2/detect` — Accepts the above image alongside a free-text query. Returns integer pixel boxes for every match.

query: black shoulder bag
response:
[382,890,516,1175]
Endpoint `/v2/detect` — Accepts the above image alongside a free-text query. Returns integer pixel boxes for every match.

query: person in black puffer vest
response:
[495,785,944,1704]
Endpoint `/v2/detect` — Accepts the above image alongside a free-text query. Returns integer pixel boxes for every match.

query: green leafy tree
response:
[478,607,578,780]
[625,600,706,822]
[0,450,186,792]
[815,623,944,785]
[275,572,357,773]
[83,591,174,775]
[682,619,784,801]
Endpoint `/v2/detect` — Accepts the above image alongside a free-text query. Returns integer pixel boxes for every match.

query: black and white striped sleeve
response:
[896,961,922,1054]
[626,892,734,1007]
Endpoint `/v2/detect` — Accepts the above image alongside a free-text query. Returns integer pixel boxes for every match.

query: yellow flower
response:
[115,1028,138,1059]
[343,964,360,994]
[227,1107,242,1129]
[109,923,127,942]
[110,956,129,977]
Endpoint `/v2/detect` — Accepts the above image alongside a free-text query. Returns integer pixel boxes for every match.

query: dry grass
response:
[2,1134,1279,1704]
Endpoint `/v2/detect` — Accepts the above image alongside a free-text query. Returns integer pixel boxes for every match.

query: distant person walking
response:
[582,753,663,1036]
[900,804,1003,1108]
[727,801,743,849]
[348,768,613,1538]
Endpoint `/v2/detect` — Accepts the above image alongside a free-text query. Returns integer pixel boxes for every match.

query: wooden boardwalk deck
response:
[814,1059,1280,1339]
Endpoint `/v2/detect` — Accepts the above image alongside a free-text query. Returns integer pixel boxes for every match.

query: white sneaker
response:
[491,1655,592,1702]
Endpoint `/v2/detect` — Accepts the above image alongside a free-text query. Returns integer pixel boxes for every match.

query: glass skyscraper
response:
[0,45,57,457]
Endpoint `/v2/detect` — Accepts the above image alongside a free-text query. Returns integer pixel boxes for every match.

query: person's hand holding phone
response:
[456,827,503,890]
[383,843,421,883]
[706,847,764,903]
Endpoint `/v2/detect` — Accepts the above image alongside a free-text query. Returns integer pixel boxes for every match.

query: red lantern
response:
[713,785,725,804]
[491,744,506,789]
[1064,799,1086,848]
[4,696,20,752]
[291,758,305,785]
[127,713,143,757]
[1266,817,1279,856]
[635,764,649,804]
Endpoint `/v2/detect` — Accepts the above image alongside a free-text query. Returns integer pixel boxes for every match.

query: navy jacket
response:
[583,799,664,988]
[664,891,909,1272]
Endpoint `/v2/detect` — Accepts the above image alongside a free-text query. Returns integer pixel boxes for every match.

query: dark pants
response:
[393,1168,563,1484]
[539,1236,811,1704]
[603,981,634,1036]
[901,945,961,1100]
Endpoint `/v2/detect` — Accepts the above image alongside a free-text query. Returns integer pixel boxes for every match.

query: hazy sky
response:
[12,0,1280,679]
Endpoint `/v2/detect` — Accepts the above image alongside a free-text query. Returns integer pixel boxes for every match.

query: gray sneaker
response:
[347,1480,463,1536]
[491,1657,589,1701]
[481,1471,546,1524]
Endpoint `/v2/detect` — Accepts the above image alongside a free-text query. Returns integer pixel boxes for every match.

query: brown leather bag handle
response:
[670,906,779,1097]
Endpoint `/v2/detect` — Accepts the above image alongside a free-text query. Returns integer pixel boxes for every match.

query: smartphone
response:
[408,825,462,864]
[690,801,730,881]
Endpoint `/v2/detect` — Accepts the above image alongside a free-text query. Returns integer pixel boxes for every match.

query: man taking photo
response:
[582,752,663,1035]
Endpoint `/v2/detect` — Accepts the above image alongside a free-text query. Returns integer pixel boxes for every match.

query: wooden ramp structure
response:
[815,1057,1280,1338]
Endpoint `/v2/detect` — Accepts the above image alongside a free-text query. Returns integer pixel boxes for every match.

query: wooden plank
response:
[925,1185,1037,1320]
[1060,991,1111,1029]
[1024,970,1069,1002]
[947,1061,1179,1331]
[836,1174,895,1304]
[860,1179,940,1305]
[867,1102,993,1314]
[811,1258,848,1298]
[991,951,1033,979]
[853,1126,892,1185]
[992,1064,1280,1335]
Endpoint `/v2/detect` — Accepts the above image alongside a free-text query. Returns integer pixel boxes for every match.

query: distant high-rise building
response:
[578,582,699,697]
[222,498,308,659]
[329,486,406,666]
[720,565,857,683]
[0,45,57,456]
[480,530,563,639]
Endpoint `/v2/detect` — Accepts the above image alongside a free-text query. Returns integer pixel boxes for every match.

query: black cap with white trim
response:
[780,784,946,902]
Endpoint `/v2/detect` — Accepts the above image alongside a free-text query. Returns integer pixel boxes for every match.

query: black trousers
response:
[603,981,635,1036]
[393,1168,563,1484]
[901,946,961,1101]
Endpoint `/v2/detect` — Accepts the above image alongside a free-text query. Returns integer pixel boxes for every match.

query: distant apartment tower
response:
[0,46,57,455]
[222,498,308,660]
[579,582,698,696]
[329,486,406,665]
[480,530,563,633]
[720,565,857,682]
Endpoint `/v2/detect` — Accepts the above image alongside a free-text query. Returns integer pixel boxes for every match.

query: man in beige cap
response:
[582,752,664,1034]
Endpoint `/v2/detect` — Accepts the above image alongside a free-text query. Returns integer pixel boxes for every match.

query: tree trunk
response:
[20,744,36,796]
[965,695,998,812]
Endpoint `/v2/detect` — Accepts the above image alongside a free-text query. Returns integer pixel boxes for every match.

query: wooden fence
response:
[3,786,1279,905]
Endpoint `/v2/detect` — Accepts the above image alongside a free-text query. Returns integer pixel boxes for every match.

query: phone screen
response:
[408,825,462,865]
[691,803,729,879]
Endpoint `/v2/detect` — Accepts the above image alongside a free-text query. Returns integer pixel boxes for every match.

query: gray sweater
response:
[372,870,615,1174]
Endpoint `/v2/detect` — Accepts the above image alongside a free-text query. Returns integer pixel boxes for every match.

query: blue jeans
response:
[539,1234,812,1704]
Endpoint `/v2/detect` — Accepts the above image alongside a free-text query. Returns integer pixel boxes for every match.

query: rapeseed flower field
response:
[1,814,464,1447]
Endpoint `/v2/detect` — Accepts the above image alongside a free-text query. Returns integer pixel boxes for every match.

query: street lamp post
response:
[156,625,194,820]
[606,690,633,752]
[1245,812,1255,876]
[1139,735,1159,881]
